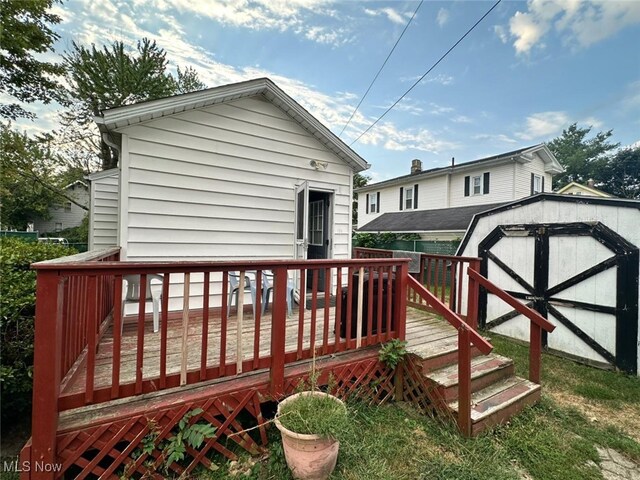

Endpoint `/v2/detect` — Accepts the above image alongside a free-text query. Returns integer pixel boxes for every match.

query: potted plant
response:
[274,386,349,480]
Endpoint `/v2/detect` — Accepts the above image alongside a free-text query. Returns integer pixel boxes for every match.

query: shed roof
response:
[94,77,369,173]
[358,202,509,233]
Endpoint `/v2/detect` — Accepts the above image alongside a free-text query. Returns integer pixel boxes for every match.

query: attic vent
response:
[411,159,422,174]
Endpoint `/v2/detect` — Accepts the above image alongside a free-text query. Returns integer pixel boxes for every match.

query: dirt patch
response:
[547,388,640,442]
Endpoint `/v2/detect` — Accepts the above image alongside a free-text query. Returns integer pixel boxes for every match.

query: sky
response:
[13,0,640,183]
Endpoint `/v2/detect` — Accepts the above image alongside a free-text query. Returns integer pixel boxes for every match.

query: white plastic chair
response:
[262,271,294,316]
[228,272,257,318]
[122,274,163,333]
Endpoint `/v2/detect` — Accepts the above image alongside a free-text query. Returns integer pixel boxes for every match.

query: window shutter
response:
[366,193,369,214]
[464,176,470,197]
[541,177,545,193]
[399,187,404,210]
[483,172,490,194]
[376,192,380,213]
[413,184,418,209]
[530,173,535,195]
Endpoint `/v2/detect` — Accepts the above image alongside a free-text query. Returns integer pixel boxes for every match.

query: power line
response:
[350,0,502,147]
[338,0,423,138]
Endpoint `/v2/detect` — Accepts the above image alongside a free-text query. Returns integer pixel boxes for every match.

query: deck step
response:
[448,376,541,436]
[426,353,515,402]
[410,341,486,373]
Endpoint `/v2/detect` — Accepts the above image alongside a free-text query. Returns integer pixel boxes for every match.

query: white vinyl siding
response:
[89,172,119,249]
[450,163,514,207]
[515,153,551,198]
[117,96,352,310]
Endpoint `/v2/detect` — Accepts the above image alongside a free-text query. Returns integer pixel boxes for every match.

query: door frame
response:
[478,221,639,374]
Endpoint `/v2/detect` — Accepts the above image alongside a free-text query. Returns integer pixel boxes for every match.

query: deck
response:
[63,304,456,397]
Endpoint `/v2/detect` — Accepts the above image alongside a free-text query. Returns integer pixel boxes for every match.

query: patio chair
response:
[122,274,164,333]
[261,271,294,316]
[228,272,257,318]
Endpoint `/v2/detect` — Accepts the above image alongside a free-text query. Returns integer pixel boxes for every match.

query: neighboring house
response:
[32,180,89,233]
[356,144,563,239]
[90,77,369,309]
[457,193,640,376]
[556,180,613,197]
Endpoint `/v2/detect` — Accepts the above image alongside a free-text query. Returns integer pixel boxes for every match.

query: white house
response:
[356,145,563,240]
[556,180,613,198]
[89,78,369,309]
[32,180,89,234]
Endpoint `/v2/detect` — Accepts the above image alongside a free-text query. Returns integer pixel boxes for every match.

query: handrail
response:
[467,268,555,333]
[354,246,481,263]
[32,246,121,266]
[407,276,492,354]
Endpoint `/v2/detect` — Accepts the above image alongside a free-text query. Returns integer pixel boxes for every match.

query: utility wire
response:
[350,0,502,147]
[339,0,424,138]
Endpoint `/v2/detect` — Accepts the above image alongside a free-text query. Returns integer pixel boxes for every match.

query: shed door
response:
[478,222,639,374]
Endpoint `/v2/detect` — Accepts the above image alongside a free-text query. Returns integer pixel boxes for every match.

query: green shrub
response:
[0,238,76,424]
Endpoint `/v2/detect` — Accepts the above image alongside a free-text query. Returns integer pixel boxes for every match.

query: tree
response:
[548,123,619,189]
[63,38,206,170]
[599,146,640,199]
[0,0,66,120]
[352,172,370,226]
[0,125,60,229]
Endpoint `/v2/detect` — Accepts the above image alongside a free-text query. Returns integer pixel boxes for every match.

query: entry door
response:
[306,191,331,291]
[478,222,638,374]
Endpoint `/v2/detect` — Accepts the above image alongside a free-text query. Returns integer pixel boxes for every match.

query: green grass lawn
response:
[197,335,640,480]
[2,335,638,480]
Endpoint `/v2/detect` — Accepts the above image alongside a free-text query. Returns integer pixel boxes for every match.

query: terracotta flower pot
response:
[274,392,345,480]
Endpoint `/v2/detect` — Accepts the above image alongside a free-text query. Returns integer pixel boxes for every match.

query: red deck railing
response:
[28,251,409,477]
[353,247,481,321]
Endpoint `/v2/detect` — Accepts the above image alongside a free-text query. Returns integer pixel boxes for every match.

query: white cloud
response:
[399,73,453,86]
[436,8,449,27]
[363,7,409,25]
[130,0,351,46]
[472,133,519,144]
[428,103,454,115]
[502,0,640,55]
[451,115,472,124]
[357,121,459,154]
[493,25,508,43]
[517,111,569,140]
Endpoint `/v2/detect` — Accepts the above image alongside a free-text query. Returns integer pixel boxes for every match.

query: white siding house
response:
[32,181,89,234]
[356,145,562,240]
[457,194,640,376]
[91,78,369,310]
[87,169,119,250]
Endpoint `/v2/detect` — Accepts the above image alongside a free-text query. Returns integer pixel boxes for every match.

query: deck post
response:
[457,326,472,437]
[529,322,542,383]
[394,262,408,340]
[466,264,480,330]
[270,266,288,398]
[31,270,64,479]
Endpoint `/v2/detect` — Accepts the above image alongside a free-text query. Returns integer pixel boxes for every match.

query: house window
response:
[472,176,482,195]
[55,223,63,232]
[308,200,324,246]
[64,201,72,212]
[404,187,413,210]
[533,175,542,194]
[369,193,378,214]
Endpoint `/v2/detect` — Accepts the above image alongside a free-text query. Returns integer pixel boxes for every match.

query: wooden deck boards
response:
[62,306,456,397]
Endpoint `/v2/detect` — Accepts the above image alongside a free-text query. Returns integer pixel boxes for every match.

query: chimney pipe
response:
[411,159,422,175]
[451,157,455,167]
[587,178,595,187]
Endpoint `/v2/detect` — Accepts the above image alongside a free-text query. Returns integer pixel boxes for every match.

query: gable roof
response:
[358,202,509,233]
[356,144,563,192]
[555,181,613,197]
[94,77,369,173]
[64,180,88,190]
[456,193,640,254]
